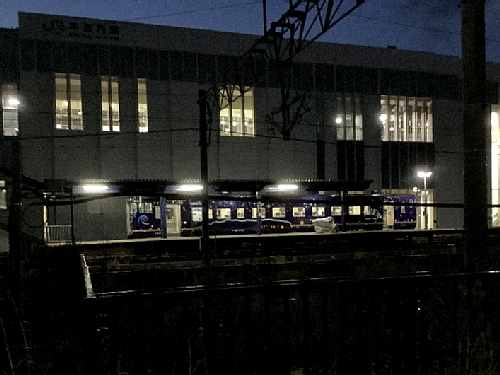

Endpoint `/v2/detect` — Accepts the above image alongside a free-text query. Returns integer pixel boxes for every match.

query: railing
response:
[44,224,72,243]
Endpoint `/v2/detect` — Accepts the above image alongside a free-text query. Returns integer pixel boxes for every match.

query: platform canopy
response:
[44,178,374,199]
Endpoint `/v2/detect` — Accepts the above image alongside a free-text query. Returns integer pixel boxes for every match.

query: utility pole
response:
[461,0,487,272]
[8,137,23,308]
[198,90,211,267]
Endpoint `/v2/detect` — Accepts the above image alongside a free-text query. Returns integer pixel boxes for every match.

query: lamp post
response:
[413,187,421,229]
[418,171,432,229]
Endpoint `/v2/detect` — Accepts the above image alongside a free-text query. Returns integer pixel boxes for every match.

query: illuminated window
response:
[312,206,325,217]
[491,105,500,227]
[138,78,148,133]
[331,206,342,215]
[252,207,266,218]
[220,85,254,136]
[237,208,245,219]
[380,96,433,142]
[192,207,213,221]
[349,206,361,215]
[2,85,19,136]
[55,74,83,130]
[192,207,202,222]
[0,181,6,209]
[293,207,306,217]
[216,208,231,219]
[334,94,362,141]
[101,76,120,132]
[272,207,286,218]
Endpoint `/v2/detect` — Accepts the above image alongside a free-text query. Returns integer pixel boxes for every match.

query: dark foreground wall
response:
[6,232,500,375]
[90,272,500,375]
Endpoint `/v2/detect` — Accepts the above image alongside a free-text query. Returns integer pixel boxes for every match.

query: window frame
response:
[380,95,433,142]
[137,78,148,133]
[219,85,255,137]
[55,73,83,131]
[101,76,120,132]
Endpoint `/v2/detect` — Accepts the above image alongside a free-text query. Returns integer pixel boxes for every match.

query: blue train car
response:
[383,194,417,230]
[127,194,416,238]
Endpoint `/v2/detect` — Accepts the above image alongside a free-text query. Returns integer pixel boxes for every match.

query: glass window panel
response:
[491,105,500,227]
[192,207,202,222]
[138,78,148,133]
[293,207,306,217]
[335,94,362,141]
[252,207,266,218]
[2,84,19,136]
[237,208,245,219]
[349,206,361,215]
[220,86,254,137]
[380,95,433,143]
[272,207,286,218]
[216,208,231,219]
[102,76,120,132]
[331,206,342,215]
[54,74,83,130]
[166,208,174,220]
[0,188,6,209]
[144,202,153,213]
[312,206,325,217]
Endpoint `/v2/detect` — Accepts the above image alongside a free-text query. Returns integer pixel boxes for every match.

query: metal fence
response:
[44,225,72,243]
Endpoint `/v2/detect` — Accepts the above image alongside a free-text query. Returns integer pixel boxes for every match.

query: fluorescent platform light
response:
[178,184,203,191]
[269,184,299,191]
[82,185,109,193]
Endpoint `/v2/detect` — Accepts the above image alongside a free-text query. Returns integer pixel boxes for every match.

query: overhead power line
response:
[125,1,262,23]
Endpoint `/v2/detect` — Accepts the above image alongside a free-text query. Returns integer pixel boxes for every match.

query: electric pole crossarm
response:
[203,0,365,142]
[244,0,365,65]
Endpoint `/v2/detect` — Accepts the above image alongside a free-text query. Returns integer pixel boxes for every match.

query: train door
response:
[166,203,181,236]
[384,205,394,228]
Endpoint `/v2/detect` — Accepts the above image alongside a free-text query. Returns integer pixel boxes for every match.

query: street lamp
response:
[418,171,432,229]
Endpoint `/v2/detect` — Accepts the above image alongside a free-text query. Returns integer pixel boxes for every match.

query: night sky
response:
[1,0,499,63]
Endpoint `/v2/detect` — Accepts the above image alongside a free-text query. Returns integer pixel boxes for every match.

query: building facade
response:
[0,12,499,241]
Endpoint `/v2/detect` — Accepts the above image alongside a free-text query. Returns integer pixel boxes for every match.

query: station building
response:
[0,12,499,241]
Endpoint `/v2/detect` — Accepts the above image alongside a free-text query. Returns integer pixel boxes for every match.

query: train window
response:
[192,207,214,221]
[143,202,153,213]
[252,207,266,218]
[312,206,325,217]
[349,206,361,215]
[166,207,174,220]
[192,207,202,222]
[363,206,371,215]
[217,208,231,219]
[401,206,406,213]
[0,187,5,209]
[130,202,137,213]
[331,206,342,215]
[272,207,286,218]
[293,207,306,217]
[237,208,245,218]
[155,206,161,219]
